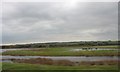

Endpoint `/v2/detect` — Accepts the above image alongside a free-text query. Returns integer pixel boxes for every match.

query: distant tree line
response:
[1,40,119,49]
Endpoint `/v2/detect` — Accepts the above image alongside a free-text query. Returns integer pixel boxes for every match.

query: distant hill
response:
[1,40,119,49]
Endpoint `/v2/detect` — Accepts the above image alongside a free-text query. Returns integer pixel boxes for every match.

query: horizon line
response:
[1,40,119,46]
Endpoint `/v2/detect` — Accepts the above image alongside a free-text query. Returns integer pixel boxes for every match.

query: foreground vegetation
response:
[2,62,118,70]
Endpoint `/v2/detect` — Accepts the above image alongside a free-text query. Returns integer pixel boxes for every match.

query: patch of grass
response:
[2,47,118,56]
[2,62,118,70]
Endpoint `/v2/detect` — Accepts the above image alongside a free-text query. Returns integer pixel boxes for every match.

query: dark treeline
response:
[1,40,119,49]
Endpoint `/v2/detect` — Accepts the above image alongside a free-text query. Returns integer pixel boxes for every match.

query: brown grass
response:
[12,58,74,66]
[11,58,119,66]
[79,60,119,65]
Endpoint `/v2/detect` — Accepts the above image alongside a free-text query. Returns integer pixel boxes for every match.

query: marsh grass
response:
[79,60,119,66]
[2,47,119,56]
[12,58,74,66]
[11,58,119,66]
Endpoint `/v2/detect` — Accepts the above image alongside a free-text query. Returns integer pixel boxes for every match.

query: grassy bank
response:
[2,62,118,70]
[2,47,118,56]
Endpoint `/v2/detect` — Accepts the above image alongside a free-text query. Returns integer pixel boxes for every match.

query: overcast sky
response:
[2,2,118,44]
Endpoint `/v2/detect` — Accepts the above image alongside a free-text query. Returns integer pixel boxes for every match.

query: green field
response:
[2,46,118,56]
[2,62,118,70]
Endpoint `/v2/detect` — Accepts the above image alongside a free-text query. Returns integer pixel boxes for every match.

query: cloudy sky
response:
[2,2,118,44]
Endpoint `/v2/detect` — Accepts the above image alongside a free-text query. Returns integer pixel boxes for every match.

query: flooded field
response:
[1,46,119,70]
[0,48,119,63]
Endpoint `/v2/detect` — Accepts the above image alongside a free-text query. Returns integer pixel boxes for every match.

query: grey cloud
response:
[2,2,118,44]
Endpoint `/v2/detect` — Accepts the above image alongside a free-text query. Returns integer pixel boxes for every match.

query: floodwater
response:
[1,56,119,62]
[0,48,34,53]
[0,48,119,63]
[71,48,118,51]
